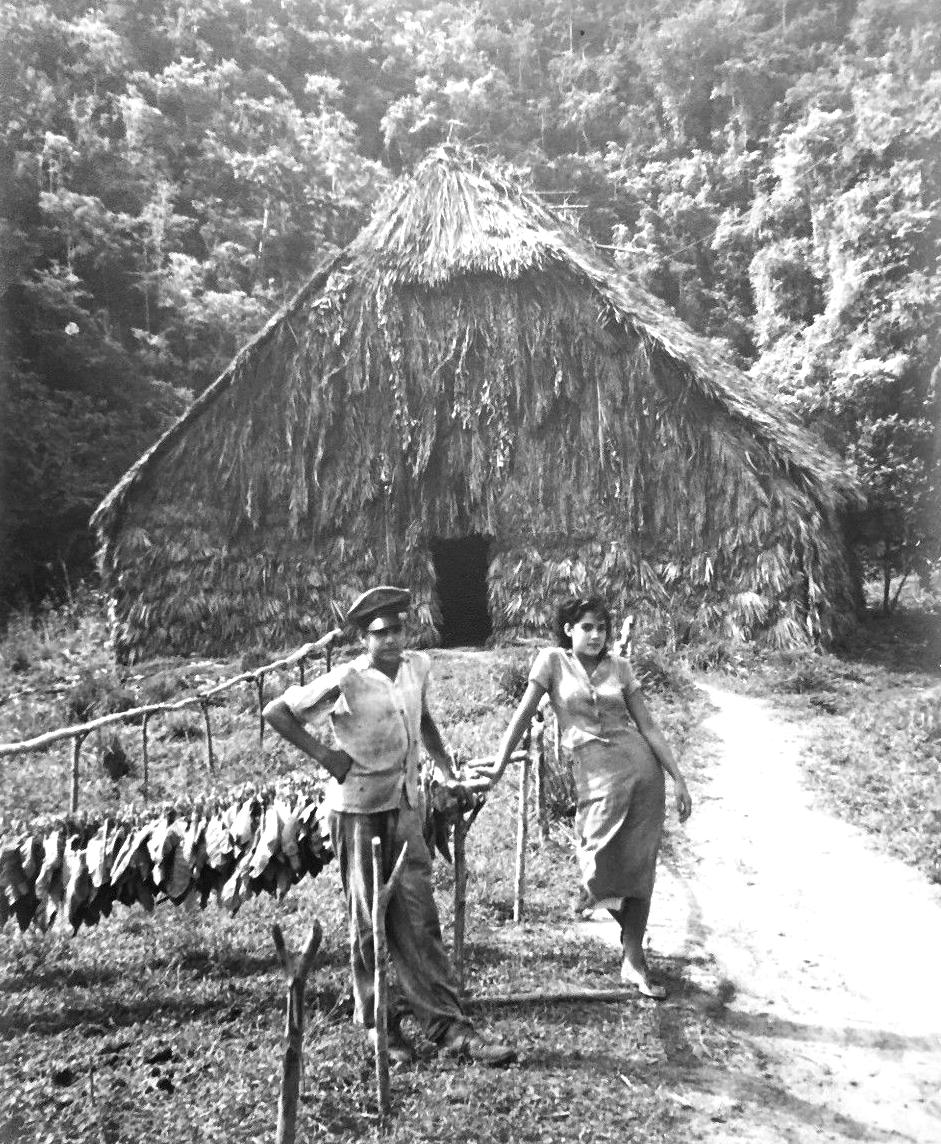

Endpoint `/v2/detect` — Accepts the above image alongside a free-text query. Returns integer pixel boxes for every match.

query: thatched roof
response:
[92,145,863,660]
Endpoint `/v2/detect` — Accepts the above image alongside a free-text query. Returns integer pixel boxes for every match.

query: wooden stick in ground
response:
[513,746,531,924]
[69,732,86,812]
[255,671,266,747]
[614,615,634,659]
[371,836,409,1120]
[532,712,548,843]
[140,713,150,802]
[451,800,483,993]
[199,698,215,772]
[551,707,561,772]
[452,811,469,992]
[271,920,323,1144]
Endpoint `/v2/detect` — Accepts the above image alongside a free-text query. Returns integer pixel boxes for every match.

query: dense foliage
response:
[1,0,938,615]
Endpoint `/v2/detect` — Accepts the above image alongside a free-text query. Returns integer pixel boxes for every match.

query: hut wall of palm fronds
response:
[93,146,863,662]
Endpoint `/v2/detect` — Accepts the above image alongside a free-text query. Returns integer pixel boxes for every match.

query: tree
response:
[748,26,941,609]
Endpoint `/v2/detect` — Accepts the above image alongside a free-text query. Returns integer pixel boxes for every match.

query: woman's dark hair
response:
[554,594,613,651]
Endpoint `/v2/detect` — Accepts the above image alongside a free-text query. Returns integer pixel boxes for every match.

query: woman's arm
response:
[625,688,692,822]
[262,692,352,783]
[479,680,548,788]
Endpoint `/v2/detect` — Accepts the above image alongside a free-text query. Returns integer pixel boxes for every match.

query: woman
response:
[484,595,692,998]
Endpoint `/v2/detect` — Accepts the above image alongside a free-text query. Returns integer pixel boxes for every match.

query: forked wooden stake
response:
[371,836,409,1120]
[272,920,323,1144]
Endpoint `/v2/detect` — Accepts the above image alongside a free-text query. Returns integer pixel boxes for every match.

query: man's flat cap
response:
[346,586,411,628]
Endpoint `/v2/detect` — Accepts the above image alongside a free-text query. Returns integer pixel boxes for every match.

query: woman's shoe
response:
[620,957,667,999]
[571,887,596,918]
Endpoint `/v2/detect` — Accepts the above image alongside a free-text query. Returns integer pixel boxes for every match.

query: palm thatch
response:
[92,145,863,662]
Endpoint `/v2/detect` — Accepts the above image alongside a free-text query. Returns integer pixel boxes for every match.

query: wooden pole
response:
[0,629,343,760]
[371,836,408,1120]
[256,672,266,748]
[551,707,561,772]
[199,699,215,773]
[140,713,150,802]
[532,713,548,843]
[451,800,483,993]
[513,748,531,924]
[452,812,468,992]
[70,733,86,812]
[614,615,634,660]
[272,920,323,1144]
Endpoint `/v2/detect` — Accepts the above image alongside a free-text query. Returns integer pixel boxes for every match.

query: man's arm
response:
[263,690,353,783]
[420,709,458,782]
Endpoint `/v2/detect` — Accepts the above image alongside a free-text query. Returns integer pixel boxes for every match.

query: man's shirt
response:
[280,650,430,813]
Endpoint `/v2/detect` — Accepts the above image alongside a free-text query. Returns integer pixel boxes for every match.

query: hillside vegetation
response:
[1,0,938,612]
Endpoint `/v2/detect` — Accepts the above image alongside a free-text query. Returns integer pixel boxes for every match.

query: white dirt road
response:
[576,685,941,1143]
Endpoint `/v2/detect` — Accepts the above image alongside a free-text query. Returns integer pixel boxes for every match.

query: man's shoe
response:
[439,1026,516,1067]
[366,1025,415,1065]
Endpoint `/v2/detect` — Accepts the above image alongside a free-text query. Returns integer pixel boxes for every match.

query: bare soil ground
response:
[579,683,941,1143]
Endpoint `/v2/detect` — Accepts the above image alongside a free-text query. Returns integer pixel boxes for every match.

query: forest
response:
[0,0,938,618]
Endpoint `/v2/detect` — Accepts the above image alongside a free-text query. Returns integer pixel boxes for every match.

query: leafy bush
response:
[139,669,187,705]
[239,649,270,672]
[162,711,204,741]
[493,654,532,703]
[773,655,837,695]
[100,733,133,781]
[63,670,137,723]
[540,746,577,822]
[632,647,696,697]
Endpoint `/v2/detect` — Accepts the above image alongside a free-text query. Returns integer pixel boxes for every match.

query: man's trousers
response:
[327,799,472,1043]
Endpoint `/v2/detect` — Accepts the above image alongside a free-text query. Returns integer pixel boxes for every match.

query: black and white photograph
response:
[1,1,939,1140]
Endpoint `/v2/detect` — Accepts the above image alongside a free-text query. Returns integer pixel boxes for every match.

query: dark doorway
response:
[430,535,493,647]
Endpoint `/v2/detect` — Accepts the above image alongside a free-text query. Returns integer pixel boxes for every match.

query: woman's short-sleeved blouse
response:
[529,646,641,751]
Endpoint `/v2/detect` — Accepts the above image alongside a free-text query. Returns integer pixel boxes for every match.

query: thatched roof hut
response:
[92,145,863,662]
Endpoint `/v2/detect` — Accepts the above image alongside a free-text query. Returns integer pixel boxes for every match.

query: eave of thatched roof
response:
[91,144,862,545]
[90,253,342,539]
[597,270,862,504]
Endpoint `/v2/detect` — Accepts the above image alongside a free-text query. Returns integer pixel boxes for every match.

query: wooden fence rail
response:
[0,628,342,812]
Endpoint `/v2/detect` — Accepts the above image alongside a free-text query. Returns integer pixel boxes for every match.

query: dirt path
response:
[576,684,941,1143]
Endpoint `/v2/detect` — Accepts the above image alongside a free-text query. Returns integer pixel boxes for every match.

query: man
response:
[263,585,515,1066]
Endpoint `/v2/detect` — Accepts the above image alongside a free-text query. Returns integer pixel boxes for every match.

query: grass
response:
[0,595,765,1144]
[696,585,941,885]
[1,587,938,1142]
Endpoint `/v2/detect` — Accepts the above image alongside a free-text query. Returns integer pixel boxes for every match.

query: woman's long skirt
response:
[571,729,666,905]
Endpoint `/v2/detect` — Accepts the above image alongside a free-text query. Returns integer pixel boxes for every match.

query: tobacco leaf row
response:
[0,772,332,934]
